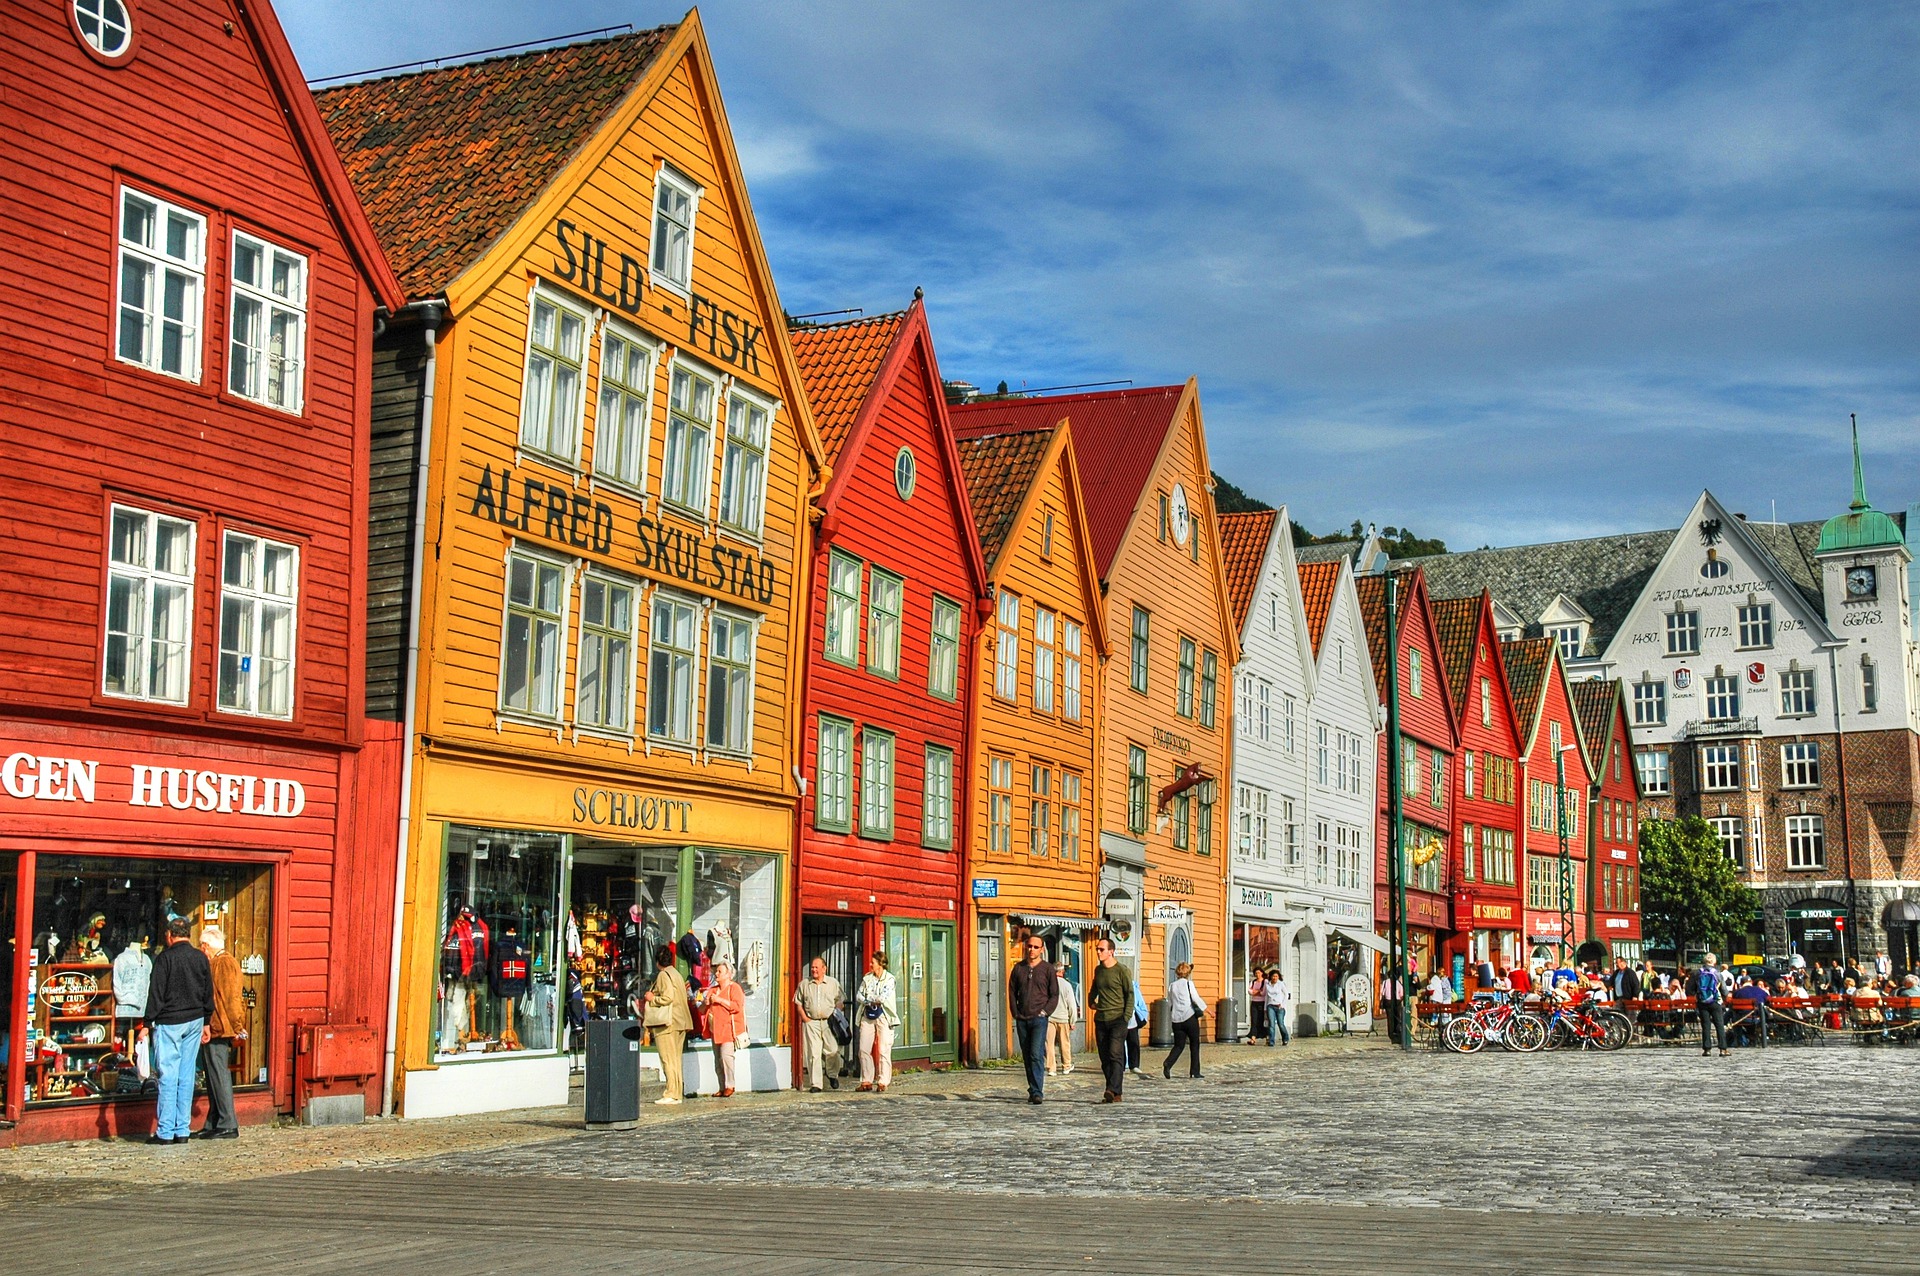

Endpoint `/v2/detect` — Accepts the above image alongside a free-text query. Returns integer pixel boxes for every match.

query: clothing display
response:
[112,941,153,1019]
[441,908,491,981]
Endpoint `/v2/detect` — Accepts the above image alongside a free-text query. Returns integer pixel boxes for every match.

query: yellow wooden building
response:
[953,421,1108,1061]
[319,17,824,1115]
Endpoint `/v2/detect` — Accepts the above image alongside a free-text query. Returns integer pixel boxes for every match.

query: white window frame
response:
[228,230,307,414]
[1032,607,1057,713]
[1236,784,1269,861]
[1635,748,1670,796]
[718,385,776,538]
[1707,815,1744,868]
[103,505,196,705]
[1704,674,1740,722]
[649,164,701,294]
[1780,741,1820,789]
[1666,609,1699,656]
[217,530,299,719]
[1481,676,1492,728]
[646,590,701,745]
[116,187,205,382]
[1861,656,1878,712]
[1779,667,1817,717]
[705,607,757,755]
[1548,623,1584,657]
[989,756,1014,853]
[575,571,636,734]
[1408,647,1422,698]
[662,358,718,515]
[1281,798,1301,867]
[1029,764,1053,858]
[74,0,133,57]
[1700,743,1740,791]
[1060,771,1083,862]
[995,591,1021,701]
[1314,820,1330,885]
[1736,603,1773,650]
[1279,689,1293,753]
[1062,619,1084,721]
[1177,637,1196,717]
[517,285,590,464]
[929,595,962,701]
[1785,814,1825,869]
[592,321,659,492]
[859,728,896,839]
[500,547,570,721]
[1315,723,1330,787]
[1462,749,1475,798]
[1129,606,1150,694]
[923,745,955,849]
[1633,678,1666,726]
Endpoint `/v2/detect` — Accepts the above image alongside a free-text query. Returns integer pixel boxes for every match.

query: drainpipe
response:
[381,299,446,1118]
[1826,644,1857,964]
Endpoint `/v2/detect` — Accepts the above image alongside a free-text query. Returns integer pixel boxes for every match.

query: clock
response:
[1846,566,1877,599]
[1169,484,1191,548]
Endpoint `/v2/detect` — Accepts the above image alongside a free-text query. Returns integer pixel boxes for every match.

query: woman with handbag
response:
[706,959,747,1097]
[643,943,694,1105]
[1164,961,1205,1079]
[855,952,899,1092]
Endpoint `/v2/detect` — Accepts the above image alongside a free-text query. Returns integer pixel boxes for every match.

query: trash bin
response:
[1214,998,1237,1043]
[584,1019,641,1129]
[1149,997,1172,1047]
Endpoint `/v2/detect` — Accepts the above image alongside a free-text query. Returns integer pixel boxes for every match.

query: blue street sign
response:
[971,878,998,899]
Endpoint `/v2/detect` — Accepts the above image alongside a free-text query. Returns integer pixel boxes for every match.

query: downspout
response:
[381,299,446,1118]
[1826,644,1857,964]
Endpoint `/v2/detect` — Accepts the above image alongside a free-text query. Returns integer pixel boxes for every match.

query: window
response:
[1480,676,1492,727]
[1707,816,1744,868]
[1040,511,1054,558]
[1130,607,1150,693]
[1060,772,1083,862]
[866,568,902,679]
[1462,749,1476,798]
[1781,741,1820,789]
[1527,856,1562,910]
[1786,814,1825,869]
[706,610,754,753]
[1172,792,1191,851]
[576,574,634,732]
[228,232,306,412]
[1666,609,1699,656]
[1268,596,1279,634]
[518,291,587,461]
[75,0,133,57]
[718,392,771,536]
[1346,733,1366,796]
[1197,781,1215,855]
[1402,739,1418,795]
[1482,828,1515,885]
[1314,820,1330,884]
[593,328,654,488]
[1737,603,1773,650]
[1032,608,1057,712]
[1280,691,1295,753]
[994,590,1021,700]
[213,531,298,718]
[502,551,566,718]
[824,551,862,665]
[1281,798,1301,867]
[1315,724,1330,786]
[662,363,716,512]
[1408,648,1422,698]
[1158,492,1169,542]
[1177,638,1197,717]
[117,188,204,380]
[860,729,895,838]
[988,757,1014,853]
[1029,765,1052,857]
[1549,624,1584,657]
[650,165,698,290]
[1862,657,1878,712]
[1430,752,1445,807]
[816,716,853,831]
[1462,824,1476,880]
[1633,679,1666,726]
[1704,674,1739,722]
[1779,667,1816,717]
[1700,743,1740,791]
[1200,650,1218,728]
[1236,674,1252,736]
[1635,748,1670,795]
[929,596,961,699]
[104,507,194,704]
[894,448,917,502]
[919,745,954,849]
[1406,828,1443,892]
[1127,745,1148,834]
[646,593,699,743]
[1062,620,1084,720]
[1237,784,1269,860]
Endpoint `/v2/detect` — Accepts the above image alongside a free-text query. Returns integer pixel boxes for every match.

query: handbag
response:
[643,1001,672,1029]
[827,1008,853,1046]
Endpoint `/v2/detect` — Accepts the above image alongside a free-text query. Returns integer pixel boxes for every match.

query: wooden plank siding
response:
[1519,648,1599,952]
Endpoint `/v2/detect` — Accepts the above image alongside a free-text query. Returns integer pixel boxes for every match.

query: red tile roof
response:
[315,28,676,297]
[1501,636,1556,741]
[788,312,907,469]
[956,428,1057,573]
[1430,595,1482,721]
[1218,510,1277,635]
[1570,677,1620,765]
[951,385,1185,580]
[1354,573,1393,696]
[1296,560,1340,657]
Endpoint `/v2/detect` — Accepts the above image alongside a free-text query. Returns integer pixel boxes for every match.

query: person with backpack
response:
[1695,953,1729,1057]
[855,951,899,1093]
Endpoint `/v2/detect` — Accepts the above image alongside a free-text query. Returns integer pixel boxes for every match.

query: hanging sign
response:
[1148,900,1187,924]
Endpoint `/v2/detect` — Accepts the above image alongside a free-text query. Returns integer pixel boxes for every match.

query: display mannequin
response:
[440,903,491,1047]
[491,921,530,1050]
[113,933,153,1054]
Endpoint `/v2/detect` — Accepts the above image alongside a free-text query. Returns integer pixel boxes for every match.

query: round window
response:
[73,0,135,62]
[894,446,917,501]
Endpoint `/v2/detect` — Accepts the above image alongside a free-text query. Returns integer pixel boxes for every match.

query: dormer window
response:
[1548,623,1586,658]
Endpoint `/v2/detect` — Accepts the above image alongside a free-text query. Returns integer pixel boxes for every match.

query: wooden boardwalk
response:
[0,1169,1910,1274]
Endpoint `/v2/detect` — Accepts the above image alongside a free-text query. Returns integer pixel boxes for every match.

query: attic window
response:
[73,0,134,64]
[1548,622,1586,659]
[650,165,700,292]
[894,447,917,502]
[1041,511,1055,558]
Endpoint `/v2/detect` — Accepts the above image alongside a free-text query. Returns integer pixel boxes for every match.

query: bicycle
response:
[1540,1000,1632,1051]
[1443,997,1546,1053]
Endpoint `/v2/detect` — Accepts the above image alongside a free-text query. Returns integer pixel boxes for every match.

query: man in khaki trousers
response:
[793,957,843,1092]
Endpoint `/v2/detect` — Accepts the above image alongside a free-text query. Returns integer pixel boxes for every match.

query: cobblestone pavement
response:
[394,1039,1920,1225]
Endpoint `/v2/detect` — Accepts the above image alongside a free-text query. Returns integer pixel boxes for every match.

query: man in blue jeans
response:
[1007,934,1059,1105]
[145,916,213,1145]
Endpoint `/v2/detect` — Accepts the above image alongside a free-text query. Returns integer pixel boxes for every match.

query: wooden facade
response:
[1573,678,1644,958]
[0,0,404,1141]
[1505,637,1598,959]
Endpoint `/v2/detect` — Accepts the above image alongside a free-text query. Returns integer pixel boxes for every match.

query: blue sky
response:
[282,1,1919,549]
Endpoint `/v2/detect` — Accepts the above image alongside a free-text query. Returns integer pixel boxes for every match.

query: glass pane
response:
[928,929,951,1045]
[110,510,146,567]
[536,563,564,614]
[503,613,531,709]
[437,827,564,1058]
[530,617,559,714]
[507,556,535,606]
[262,544,296,597]
[122,191,154,246]
[270,252,301,302]
[165,212,197,263]
[233,238,262,288]
[224,535,254,588]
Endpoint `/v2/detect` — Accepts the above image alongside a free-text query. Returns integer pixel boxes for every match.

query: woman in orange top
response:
[705,959,747,1097]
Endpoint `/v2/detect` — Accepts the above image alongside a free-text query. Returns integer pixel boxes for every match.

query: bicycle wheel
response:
[1542,1016,1573,1051]
[1505,1012,1547,1052]
[1598,1011,1633,1051]
[1443,1015,1485,1053]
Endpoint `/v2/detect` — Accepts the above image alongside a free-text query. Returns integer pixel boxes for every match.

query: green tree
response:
[1638,815,1758,959]
[1211,472,1273,514]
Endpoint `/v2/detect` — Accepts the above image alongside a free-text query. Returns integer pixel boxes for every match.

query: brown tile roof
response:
[1354,574,1392,697]
[788,312,907,469]
[957,428,1056,573]
[1501,636,1556,742]
[315,28,676,297]
[1296,560,1340,657]
[1430,595,1482,720]
[1569,678,1620,766]
[1218,510,1277,635]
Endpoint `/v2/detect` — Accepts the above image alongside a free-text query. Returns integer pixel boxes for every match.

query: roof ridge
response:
[788,309,909,333]
[314,27,675,93]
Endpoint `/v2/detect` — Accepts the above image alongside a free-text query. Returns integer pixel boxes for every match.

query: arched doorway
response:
[1290,928,1321,1036]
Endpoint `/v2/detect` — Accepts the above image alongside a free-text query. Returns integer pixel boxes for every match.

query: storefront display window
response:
[27,854,272,1104]
[436,826,562,1059]
[570,843,679,1034]
[690,850,778,1043]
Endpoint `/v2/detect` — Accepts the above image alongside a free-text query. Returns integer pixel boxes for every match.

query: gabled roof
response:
[957,429,1058,573]
[789,311,908,468]
[1297,560,1341,656]
[951,384,1185,580]
[1501,636,1556,751]
[1406,529,1671,654]
[1430,595,1482,721]
[1569,678,1622,771]
[316,28,676,298]
[1354,568,1455,720]
[1296,539,1361,565]
[1219,510,1279,634]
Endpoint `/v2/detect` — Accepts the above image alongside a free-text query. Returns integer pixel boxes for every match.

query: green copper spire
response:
[1850,413,1870,511]
[1818,414,1902,554]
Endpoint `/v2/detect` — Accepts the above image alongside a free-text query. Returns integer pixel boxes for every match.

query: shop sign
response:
[1237,886,1275,911]
[1325,899,1370,922]
[1606,918,1630,929]
[1156,873,1195,896]
[550,220,766,375]
[571,786,694,832]
[1148,900,1187,924]
[1151,726,1192,756]
[1786,905,1843,920]
[1343,973,1373,1032]
[1472,902,1515,923]
[971,878,998,899]
[1,751,306,817]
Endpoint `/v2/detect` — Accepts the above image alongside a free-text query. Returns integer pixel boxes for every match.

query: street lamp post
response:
[1555,743,1576,968]
[1386,575,1409,1050]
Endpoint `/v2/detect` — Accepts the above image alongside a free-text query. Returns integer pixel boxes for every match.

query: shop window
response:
[1176,638,1196,717]
[1060,772,1083,861]
[650,165,699,292]
[1130,606,1150,694]
[1200,650,1218,728]
[1029,765,1052,857]
[593,326,655,490]
[994,590,1021,700]
[28,854,272,1105]
[576,573,635,733]
[718,390,771,537]
[117,187,204,381]
[885,921,954,1059]
[815,716,852,831]
[1062,620,1084,720]
[228,231,306,413]
[647,593,699,744]
[217,531,299,718]
[922,745,954,849]
[928,596,960,699]
[501,550,567,719]
[705,609,755,754]
[662,362,716,514]
[824,550,861,666]
[518,289,587,463]
[1032,608,1056,713]
[1126,745,1148,834]
[988,756,1014,853]
[437,827,561,1059]
[689,849,779,1042]
[104,505,195,704]
[569,845,678,1027]
[860,728,895,838]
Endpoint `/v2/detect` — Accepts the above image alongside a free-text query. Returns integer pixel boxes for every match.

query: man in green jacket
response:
[1088,936,1132,1103]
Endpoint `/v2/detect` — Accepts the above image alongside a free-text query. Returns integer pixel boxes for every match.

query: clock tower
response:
[1816,421,1913,725]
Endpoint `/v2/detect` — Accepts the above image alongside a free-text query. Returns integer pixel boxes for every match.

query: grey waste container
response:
[1214,997,1237,1043]
[584,1019,641,1129]
[1149,997,1172,1047]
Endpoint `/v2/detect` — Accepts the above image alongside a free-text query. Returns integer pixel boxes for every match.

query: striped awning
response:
[1010,913,1106,933]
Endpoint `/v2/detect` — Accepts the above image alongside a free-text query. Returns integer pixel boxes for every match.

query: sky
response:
[281,1,1920,550]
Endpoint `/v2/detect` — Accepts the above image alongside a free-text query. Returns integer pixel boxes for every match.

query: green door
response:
[886,920,956,1062]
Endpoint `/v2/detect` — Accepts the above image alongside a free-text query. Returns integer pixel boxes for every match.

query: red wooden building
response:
[1571,679,1644,962]
[1504,637,1598,964]
[1357,569,1459,980]
[0,0,404,1143]
[788,300,986,1068]
[1433,592,1527,983]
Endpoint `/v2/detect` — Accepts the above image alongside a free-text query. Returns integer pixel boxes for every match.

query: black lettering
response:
[678,801,692,833]
[573,787,589,821]
[757,559,776,603]
[737,321,763,374]
[591,503,615,554]
[518,478,541,531]
[720,309,741,365]
[640,797,658,830]
[711,543,731,592]
[590,237,619,305]
[609,792,628,827]
[635,515,657,569]
[569,494,590,548]
[688,294,714,353]
[470,464,498,522]
[543,486,567,541]
[553,220,579,281]
[618,253,644,313]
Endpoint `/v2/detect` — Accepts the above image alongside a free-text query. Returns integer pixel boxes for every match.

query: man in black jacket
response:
[1609,957,1642,1005]
[146,916,214,1145]
[1007,935,1059,1105]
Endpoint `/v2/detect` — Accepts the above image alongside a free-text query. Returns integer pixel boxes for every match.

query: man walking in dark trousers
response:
[1695,953,1729,1057]
[145,916,213,1145]
[1089,936,1132,1103]
[1008,934,1059,1105]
